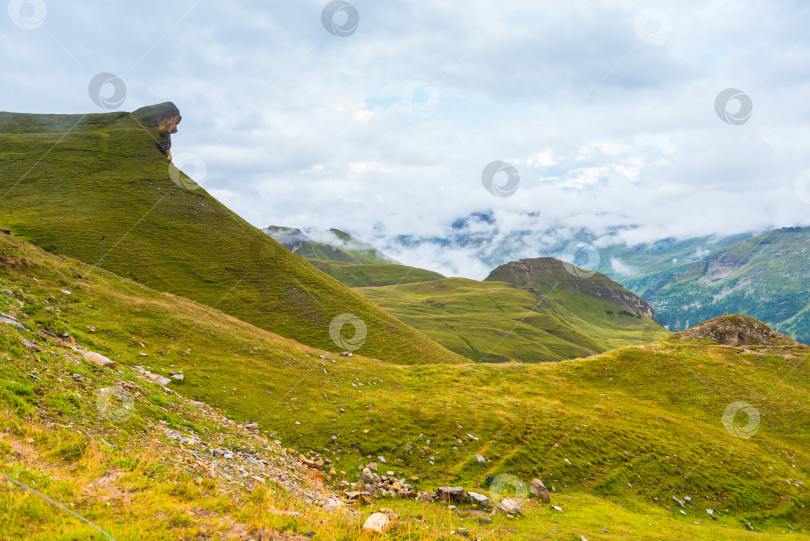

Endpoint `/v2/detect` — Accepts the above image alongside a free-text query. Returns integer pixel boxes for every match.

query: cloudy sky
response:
[3,0,810,277]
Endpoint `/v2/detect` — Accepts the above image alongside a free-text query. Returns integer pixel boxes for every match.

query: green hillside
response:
[352,258,667,364]
[2,232,808,539]
[309,259,445,287]
[263,226,396,265]
[356,276,667,363]
[620,227,810,343]
[0,104,464,365]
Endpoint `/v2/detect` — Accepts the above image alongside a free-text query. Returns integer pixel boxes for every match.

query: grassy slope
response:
[2,233,807,539]
[626,228,810,341]
[309,259,445,288]
[0,106,463,366]
[355,277,666,363]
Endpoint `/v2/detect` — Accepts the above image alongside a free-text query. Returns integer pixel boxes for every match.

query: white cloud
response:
[3,0,810,278]
[610,257,638,276]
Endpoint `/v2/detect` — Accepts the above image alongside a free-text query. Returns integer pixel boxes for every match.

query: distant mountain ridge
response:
[624,227,810,343]
[263,225,396,265]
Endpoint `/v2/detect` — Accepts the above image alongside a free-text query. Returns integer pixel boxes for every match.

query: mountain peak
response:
[485,257,656,320]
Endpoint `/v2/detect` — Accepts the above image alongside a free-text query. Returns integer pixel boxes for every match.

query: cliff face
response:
[485,257,656,320]
[131,102,181,160]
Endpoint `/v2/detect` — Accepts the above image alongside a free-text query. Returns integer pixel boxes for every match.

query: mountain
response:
[0,104,464,365]
[486,257,655,320]
[265,225,446,287]
[621,227,810,343]
[2,231,808,539]
[355,258,667,363]
[263,225,396,265]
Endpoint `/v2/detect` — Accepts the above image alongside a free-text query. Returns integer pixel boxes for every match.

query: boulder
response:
[82,351,117,369]
[436,486,466,503]
[362,512,390,534]
[529,479,551,502]
[498,497,522,514]
[467,491,490,507]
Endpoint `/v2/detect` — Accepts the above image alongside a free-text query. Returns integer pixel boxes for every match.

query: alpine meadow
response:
[1,2,809,541]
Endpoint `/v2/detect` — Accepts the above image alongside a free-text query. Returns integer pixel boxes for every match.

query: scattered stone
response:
[672,496,685,508]
[552,505,563,512]
[436,486,466,503]
[244,423,259,434]
[706,509,717,520]
[479,517,492,524]
[84,351,117,369]
[345,491,372,504]
[21,338,39,351]
[0,312,27,331]
[135,366,171,386]
[684,496,692,503]
[499,497,522,514]
[377,456,386,464]
[530,479,551,502]
[71,374,85,382]
[362,512,391,534]
[467,491,490,507]
[475,454,486,463]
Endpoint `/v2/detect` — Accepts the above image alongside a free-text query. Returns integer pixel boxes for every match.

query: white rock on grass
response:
[362,512,390,534]
[498,497,522,514]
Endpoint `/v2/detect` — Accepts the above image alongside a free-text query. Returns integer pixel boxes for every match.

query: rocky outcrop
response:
[677,314,796,347]
[131,102,181,160]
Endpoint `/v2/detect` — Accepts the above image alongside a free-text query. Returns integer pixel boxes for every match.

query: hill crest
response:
[485,257,656,320]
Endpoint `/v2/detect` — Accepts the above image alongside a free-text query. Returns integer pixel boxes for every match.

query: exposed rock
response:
[467,491,490,507]
[83,351,117,369]
[498,497,522,514]
[436,486,466,503]
[0,312,27,331]
[362,512,391,534]
[135,366,171,386]
[678,314,796,347]
[131,103,182,160]
[529,478,551,502]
